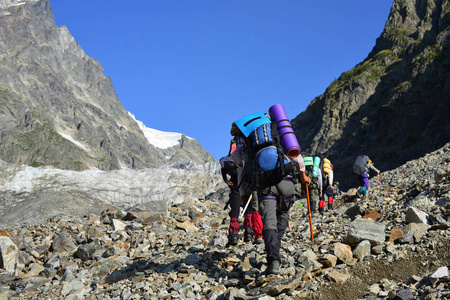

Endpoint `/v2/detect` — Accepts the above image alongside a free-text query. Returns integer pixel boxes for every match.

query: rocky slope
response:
[0,0,215,171]
[292,0,450,188]
[0,142,449,299]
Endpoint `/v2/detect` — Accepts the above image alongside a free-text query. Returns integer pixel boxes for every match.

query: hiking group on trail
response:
[220,104,381,275]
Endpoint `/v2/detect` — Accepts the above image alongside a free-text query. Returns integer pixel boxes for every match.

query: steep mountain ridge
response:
[292,0,450,188]
[0,0,215,170]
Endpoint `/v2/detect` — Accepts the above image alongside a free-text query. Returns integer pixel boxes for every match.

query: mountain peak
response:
[0,0,215,170]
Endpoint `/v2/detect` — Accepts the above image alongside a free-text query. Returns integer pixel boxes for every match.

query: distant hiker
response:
[303,156,322,214]
[321,157,334,212]
[238,168,264,244]
[220,137,263,246]
[232,107,310,275]
[357,173,370,197]
[352,155,380,197]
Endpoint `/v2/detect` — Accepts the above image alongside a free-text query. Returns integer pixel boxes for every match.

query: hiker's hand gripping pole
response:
[305,183,314,242]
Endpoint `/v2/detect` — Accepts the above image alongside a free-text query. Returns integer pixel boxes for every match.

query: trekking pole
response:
[239,193,253,219]
[305,184,314,242]
[377,173,380,189]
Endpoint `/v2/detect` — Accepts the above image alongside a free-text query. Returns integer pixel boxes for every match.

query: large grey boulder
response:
[345,218,386,246]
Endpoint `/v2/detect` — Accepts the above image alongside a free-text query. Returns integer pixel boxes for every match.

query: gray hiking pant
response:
[258,177,295,262]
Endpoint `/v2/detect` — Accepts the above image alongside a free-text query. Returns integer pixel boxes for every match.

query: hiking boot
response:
[267,260,280,275]
[244,227,254,243]
[318,207,324,213]
[254,237,264,244]
[228,232,239,246]
[328,203,333,211]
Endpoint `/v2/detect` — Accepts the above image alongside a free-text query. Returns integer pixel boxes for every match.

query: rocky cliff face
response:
[0,0,215,171]
[292,0,450,187]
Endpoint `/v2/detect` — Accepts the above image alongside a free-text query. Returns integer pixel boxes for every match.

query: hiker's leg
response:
[361,186,367,196]
[310,199,316,213]
[243,207,254,243]
[328,196,333,210]
[273,179,295,256]
[228,186,241,233]
[259,196,280,262]
[252,211,263,239]
[276,208,290,250]
[318,196,325,212]
[310,188,319,213]
[243,211,253,228]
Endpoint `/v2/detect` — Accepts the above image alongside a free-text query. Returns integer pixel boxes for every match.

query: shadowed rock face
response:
[292,0,450,188]
[0,0,215,171]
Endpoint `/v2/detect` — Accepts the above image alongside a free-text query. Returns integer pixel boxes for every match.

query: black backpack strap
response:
[276,119,294,138]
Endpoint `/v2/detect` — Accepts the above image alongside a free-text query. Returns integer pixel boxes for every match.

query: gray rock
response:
[345,218,386,246]
[405,207,429,224]
[74,243,98,261]
[395,288,415,300]
[0,236,18,273]
[353,240,371,260]
[52,232,77,255]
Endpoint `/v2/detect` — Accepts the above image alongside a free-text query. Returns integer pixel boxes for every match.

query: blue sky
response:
[49,0,393,161]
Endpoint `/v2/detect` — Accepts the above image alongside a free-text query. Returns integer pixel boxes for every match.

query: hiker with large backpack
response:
[220,137,263,246]
[352,155,380,197]
[303,156,322,214]
[321,157,334,211]
[232,105,310,275]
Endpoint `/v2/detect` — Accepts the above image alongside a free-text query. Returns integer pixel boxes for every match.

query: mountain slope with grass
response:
[292,0,450,188]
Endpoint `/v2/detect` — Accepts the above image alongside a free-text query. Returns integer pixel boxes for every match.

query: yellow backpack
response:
[323,158,333,174]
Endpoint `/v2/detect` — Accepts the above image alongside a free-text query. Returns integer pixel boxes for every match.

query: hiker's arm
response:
[328,169,334,187]
[368,164,380,174]
[221,168,233,186]
[318,169,323,189]
[299,171,311,185]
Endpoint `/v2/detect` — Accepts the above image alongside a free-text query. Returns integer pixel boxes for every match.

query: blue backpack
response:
[244,122,294,189]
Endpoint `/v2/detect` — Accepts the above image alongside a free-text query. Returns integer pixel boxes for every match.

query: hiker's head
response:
[230,122,243,137]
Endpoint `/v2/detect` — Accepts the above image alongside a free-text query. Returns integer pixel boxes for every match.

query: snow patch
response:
[128,112,190,149]
[58,133,89,152]
[117,122,129,130]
